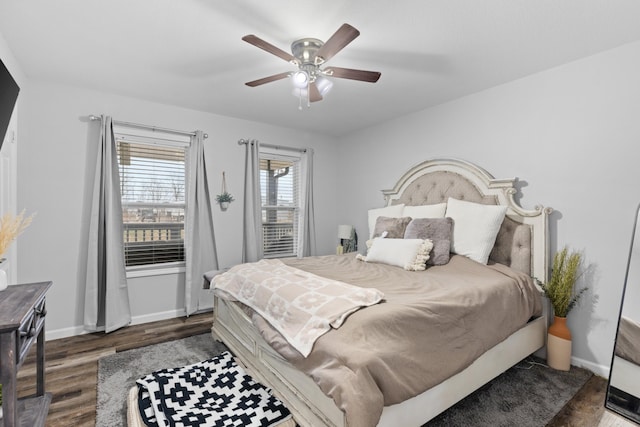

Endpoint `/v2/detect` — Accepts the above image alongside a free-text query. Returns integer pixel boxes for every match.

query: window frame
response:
[259,148,302,259]
[113,130,190,275]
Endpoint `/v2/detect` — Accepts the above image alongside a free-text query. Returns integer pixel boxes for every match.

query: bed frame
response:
[212,158,552,427]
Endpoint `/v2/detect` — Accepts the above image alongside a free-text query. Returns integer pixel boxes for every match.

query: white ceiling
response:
[1,0,640,136]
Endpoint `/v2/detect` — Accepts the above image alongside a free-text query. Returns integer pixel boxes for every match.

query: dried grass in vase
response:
[0,210,34,259]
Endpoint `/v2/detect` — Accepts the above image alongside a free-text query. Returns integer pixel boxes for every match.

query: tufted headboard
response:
[382,158,552,282]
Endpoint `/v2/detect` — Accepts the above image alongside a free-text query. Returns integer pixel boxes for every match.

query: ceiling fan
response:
[242,23,381,107]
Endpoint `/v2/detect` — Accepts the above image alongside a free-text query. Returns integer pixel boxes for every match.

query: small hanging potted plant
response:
[537,246,588,371]
[215,192,234,211]
[215,171,234,211]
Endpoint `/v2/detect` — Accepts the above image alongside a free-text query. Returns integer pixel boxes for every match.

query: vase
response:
[0,257,8,291]
[547,315,572,371]
[220,202,229,210]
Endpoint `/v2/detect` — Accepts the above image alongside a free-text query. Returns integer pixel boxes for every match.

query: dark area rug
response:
[426,357,593,426]
[97,335,592,427]
[96,333,227,427]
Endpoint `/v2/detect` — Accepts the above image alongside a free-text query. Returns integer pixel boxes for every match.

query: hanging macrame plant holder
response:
[216,171,233,211]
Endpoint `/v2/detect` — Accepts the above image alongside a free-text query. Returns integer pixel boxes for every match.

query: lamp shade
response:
[315,76,334,96]
[338,225,353,240]
[292,71,309,88]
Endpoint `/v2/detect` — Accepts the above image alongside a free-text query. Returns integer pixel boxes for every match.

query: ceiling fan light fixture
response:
[315,76,333,96]
[243,24,380,108]
[291,71,309,88]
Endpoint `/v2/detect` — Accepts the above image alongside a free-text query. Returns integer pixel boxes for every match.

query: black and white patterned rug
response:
[136,351,292,427]
[97,333,291,427]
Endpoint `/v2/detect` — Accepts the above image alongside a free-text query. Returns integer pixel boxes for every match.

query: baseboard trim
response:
[130,308,187,326]
[45,312,613,380]
[572,355,611,378]
[46,308,212,341]
[47,324,87,341]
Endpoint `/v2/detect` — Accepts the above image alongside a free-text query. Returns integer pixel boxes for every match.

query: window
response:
[260,152,300,258]
[115,133,188,268]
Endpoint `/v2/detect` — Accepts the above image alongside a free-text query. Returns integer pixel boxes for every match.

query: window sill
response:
[126,264,185,279]
[263,254,297,259]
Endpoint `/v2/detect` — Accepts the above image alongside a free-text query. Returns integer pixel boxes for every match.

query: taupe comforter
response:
[251,253,542,427]
[616,316,640,366]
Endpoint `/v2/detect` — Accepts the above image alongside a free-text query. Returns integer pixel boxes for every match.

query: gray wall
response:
[4,30,640,374]
[335,40,640,375]
[16,80,339,337]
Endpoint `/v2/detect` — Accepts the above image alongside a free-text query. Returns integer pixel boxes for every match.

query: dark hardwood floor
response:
[15,312,631,426]
[17,312,213,427]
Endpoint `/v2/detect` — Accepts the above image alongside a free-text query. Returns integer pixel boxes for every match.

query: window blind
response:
[260,156,299,258]
[116,138,187,267]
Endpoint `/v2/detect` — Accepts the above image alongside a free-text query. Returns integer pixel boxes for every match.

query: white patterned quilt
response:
[213,259,384,356]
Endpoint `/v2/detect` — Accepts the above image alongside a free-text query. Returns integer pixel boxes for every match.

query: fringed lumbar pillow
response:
[356,237,433,271]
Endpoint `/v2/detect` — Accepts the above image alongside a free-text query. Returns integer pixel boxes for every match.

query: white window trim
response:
[259,147,303,258]
[126,263,186,278]
[115,129,189,271]
[115,132,190,148]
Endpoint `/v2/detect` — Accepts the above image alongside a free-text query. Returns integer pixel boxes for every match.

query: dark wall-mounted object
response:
[0,57,20,151]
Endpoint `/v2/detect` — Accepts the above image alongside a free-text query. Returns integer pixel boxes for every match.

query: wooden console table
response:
[0,282,52,427]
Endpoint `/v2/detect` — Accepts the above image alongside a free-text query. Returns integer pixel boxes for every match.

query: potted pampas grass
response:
[0,210,34,291]
[538,247,587,371]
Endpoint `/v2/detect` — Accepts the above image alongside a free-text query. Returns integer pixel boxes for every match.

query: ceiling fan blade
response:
[314,23,360,64]
[245,72,290,87]
[242,35,298,64]
[324,66,381,83]
[308,82,323,102]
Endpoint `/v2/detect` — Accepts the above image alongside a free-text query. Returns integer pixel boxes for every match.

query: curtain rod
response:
[89,115,208,139]
[237,138,306,153]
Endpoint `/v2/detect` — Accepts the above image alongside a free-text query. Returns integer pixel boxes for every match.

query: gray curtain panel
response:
[242,140,263,262]
[84,115,131,333]
[185,130,219,315]
[298,148,317,257]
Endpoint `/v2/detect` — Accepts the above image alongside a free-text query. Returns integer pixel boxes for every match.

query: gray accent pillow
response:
[372,216,412,239]
[404,217,453,265]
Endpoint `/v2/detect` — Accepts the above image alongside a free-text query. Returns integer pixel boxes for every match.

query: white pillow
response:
[403,203,447,219]
[368,204,405,239]
[358,238,433,271]
[445,197,507,264]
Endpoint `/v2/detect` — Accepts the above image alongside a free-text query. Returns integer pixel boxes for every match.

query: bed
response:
[211,158,552,427]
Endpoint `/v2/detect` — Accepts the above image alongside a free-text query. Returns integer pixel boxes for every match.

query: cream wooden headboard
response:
[381,158,552,282]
